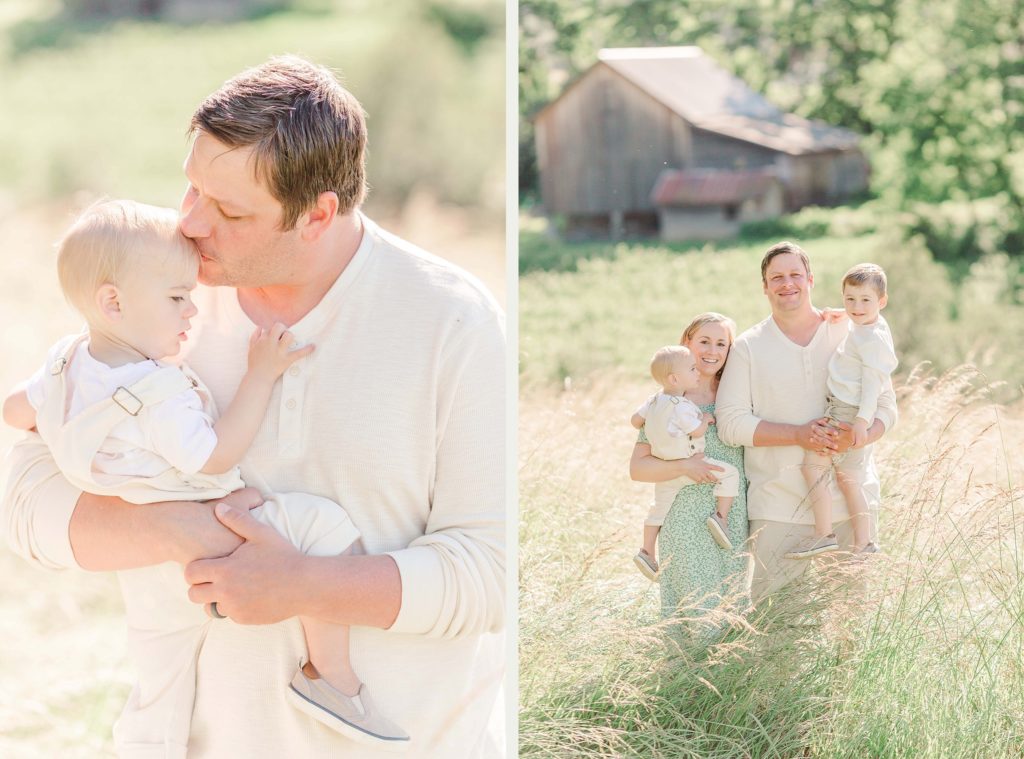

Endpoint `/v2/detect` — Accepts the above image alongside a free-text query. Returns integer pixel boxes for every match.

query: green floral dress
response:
[640,403,749,626]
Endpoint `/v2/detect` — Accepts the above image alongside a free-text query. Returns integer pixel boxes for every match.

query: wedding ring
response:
[209,601,226,619]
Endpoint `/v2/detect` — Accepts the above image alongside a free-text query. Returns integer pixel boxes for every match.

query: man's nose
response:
[179,199,211,239]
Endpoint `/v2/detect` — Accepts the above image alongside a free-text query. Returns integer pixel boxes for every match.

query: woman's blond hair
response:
[56,199,196,320]
[679,312,737,382]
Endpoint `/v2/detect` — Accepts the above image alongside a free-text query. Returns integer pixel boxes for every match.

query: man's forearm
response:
[70,492,246,570]
[751,420,803,447]
[294,553,402,629]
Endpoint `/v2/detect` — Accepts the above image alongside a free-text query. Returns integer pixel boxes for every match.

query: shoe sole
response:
[633,554,659,581]
[286,684,410,752]
[784,544,840,560]
[706,518,733,550]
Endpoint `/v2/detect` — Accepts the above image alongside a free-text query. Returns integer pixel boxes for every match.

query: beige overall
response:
[35,334,360,759]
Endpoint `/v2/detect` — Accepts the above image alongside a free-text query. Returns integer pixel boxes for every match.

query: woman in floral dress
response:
[630,313,750,626]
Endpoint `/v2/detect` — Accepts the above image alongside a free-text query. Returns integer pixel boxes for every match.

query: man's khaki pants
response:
[748,518,855,603]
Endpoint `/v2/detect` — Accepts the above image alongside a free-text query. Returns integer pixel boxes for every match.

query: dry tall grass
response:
[520,366,1024,758]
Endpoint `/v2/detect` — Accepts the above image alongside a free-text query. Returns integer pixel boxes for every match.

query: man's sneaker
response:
[706,512,733,550]
[784,534,840,560]
[633,549,659,581]
[287,668,410,751]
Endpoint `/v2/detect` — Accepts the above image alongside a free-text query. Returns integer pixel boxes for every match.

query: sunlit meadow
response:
[519,220,1024,757]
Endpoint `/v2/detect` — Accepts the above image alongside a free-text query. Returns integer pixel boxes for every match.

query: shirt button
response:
[289,366,300,376]
[285,399,297,410]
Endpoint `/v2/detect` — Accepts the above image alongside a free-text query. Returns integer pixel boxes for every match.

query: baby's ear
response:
[95,284,122,322]
[879,294,888,309]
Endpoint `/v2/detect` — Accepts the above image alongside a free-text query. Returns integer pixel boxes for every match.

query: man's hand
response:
[819,308,848,324]
[165,488,265,564]
[184,503,303,625]
[796,417,850,455]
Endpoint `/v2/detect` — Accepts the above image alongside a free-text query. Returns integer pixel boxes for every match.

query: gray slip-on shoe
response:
[706,513,733,550]
[633,549,659,581]
[784,534,840,560]
[287,669,410,751]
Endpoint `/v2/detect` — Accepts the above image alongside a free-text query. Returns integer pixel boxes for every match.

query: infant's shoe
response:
[633,549,659,581]
[287,666,410,751]
[706,512,733,550]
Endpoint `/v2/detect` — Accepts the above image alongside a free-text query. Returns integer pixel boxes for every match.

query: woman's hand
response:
[630,444,724,483]
[676,453,724,484]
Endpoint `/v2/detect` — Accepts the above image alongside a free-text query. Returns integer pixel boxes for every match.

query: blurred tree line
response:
[520,0,1024,262]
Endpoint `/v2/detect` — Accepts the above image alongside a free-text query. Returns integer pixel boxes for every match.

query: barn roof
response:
[573,47,859,156]
[651,168,781,207]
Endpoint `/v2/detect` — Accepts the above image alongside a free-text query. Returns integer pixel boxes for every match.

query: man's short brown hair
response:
[760,241,811,284]
[189,55,367,230]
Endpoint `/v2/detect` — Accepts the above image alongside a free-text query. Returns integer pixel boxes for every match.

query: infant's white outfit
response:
[28,333,359,759]
[637,392,740,525]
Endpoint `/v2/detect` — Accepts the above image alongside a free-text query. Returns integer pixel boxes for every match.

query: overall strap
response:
[43,349,197,486]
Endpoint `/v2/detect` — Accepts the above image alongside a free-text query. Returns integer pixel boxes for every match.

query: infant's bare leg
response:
[801,450,834,537]
[715,495,735,520]
[836,466,870,549]
[299,540,363,696]
[642,524,660,559]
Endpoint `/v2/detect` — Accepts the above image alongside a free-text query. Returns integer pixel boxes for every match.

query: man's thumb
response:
[214,501,264,539]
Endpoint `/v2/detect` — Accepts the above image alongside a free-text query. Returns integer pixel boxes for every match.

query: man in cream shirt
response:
[2,56,505,757]
[716,242,896,602]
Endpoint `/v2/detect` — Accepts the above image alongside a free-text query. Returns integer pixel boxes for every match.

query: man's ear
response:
[298,192,340,242]
[95,284,122,323]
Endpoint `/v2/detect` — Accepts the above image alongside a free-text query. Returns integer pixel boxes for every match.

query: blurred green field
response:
[519,211,1024,403]
[0,2,504,755]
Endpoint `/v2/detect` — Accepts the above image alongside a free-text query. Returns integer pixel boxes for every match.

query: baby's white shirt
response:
[25,339,219,481]
[636,392,703,437]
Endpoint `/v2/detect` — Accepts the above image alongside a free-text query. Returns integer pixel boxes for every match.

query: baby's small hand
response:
[247,323,315,381]
[852,418,869,449]
[821,308,848,324]
[703,412,716,425]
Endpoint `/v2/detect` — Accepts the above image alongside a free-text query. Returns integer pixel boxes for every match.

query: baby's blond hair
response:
[650,345,691,387]
[57,200,197,320]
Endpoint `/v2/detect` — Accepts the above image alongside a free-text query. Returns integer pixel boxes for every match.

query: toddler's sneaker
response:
[633,549,659,581]
[784,534,839,560]
[287,667,410,751]
[856,542,880,556]
[706,512,733,550]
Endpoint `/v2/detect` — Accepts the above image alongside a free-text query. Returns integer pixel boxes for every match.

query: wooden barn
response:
[534,47,870,240]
